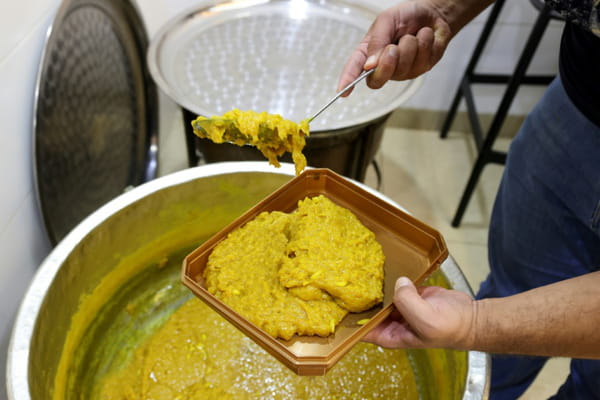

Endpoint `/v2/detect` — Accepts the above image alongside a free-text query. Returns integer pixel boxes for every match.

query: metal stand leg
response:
[182,108,199,167]
[451,5,553,227]
[440,0,506,139]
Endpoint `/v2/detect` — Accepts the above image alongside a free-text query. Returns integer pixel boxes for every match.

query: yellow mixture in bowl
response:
[192,109,310,175]
[98,297,418,400]
[204,195,385,340]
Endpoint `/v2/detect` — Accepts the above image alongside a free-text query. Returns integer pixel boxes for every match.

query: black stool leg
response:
[182,108,199,167]
[451,4,553,227]
[440,0,506,139]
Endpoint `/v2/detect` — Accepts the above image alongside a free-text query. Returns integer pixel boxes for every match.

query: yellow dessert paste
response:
[98,297,418,400]
[192,109,310,175]
[278,195,385,313]
[204,195,385,340]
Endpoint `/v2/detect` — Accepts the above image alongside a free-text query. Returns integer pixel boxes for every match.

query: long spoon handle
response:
[308,68,375,122]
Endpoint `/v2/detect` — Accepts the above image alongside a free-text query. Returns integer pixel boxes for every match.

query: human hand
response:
[363,277,476,350]
[337,0,452,96]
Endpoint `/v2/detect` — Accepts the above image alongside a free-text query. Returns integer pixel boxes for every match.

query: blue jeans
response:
[476,77,600,399]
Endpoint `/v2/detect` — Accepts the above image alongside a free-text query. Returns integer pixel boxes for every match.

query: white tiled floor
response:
[158,108,571,399]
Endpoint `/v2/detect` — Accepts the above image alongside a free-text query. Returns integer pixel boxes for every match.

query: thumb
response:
[364,48,384,70]
[393,277,433,324]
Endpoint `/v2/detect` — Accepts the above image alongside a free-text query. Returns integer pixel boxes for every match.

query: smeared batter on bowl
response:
[192,109,309,175]
[204,195,384,340]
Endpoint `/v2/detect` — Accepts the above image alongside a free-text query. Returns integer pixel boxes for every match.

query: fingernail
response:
[365,55,377,68]
[396,277,411,290]
[388,46,398,57]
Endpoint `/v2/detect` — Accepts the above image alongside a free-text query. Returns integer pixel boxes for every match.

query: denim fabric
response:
[476,76,600,399]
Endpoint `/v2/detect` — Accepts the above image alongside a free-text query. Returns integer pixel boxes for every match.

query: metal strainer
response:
[147,0,421,132]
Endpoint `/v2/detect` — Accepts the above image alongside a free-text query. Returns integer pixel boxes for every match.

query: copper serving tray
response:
[182,168,448,375]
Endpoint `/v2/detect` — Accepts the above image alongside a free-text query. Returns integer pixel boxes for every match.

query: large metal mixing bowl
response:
[7,162,489,399]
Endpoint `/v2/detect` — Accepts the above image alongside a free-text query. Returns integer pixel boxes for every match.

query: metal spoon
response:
[192,68,375,142]
[307,68,374,123]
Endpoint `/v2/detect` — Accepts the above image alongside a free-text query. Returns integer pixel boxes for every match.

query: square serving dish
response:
[182,168,448,376]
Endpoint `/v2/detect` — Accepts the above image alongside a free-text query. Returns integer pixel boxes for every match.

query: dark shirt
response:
[559,22,600,127]
[547,0,600,127]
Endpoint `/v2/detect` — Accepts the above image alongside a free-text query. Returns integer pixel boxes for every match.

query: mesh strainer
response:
[147,0,421,132]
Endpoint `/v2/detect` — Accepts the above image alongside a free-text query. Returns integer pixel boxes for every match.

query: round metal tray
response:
[33,0,158,245]
[148,0,421,131]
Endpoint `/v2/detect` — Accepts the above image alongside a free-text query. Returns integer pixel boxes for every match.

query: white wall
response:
[0,1,60,398]
[0,0,562,398]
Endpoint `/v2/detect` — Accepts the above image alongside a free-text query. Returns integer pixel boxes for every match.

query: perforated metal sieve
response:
[147,0,421,132]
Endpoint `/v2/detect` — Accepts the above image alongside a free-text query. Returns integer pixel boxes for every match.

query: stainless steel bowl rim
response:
[7,161,488,399]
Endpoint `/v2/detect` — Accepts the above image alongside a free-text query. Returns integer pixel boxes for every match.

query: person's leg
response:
[476,76,600,399]
[481,354,548,399]
[550,360,600,399]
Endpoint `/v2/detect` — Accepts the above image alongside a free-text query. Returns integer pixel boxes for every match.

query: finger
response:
[390,34,419,81]
[362,277,430,348]
[407,26,435,79]
[362,10,399,90]
[337,39,369,96]
[362,319,420,348]
[365,12,397,59]
[393,277,436,327]
[368,44,399,89]
[362,311,402,344]
[431,19,452,64]
[364,48,383,70]
[389,307,403,320]
[362,320,389,343]
[418,285,444,297]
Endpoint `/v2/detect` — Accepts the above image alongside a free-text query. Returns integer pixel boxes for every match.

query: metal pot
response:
[148,0,423,181]
[7,162,489,399]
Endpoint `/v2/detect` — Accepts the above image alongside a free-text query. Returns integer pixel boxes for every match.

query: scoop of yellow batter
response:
[203,195,384,340]
[191,109,310,175]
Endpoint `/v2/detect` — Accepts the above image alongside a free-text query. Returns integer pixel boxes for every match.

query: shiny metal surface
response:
[440,256,491,400]
[147,0,422,131]
[7,162,488,399]
[33,0,159,245]
[308,68,374,122]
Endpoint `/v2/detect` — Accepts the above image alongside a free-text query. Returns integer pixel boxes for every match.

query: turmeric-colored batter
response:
[204,195,384,340]
[98,297,418,400]
[279,195,385,313]
[192,109,310,175]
